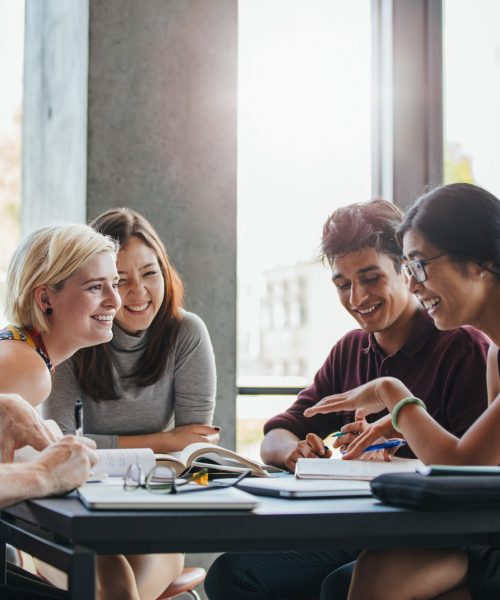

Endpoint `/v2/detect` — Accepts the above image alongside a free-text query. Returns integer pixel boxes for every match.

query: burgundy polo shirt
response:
[264,310,489,458]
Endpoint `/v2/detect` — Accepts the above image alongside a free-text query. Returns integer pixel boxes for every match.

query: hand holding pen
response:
[329,413,403,460]
[282,432,332,473]
[330,432,406,459]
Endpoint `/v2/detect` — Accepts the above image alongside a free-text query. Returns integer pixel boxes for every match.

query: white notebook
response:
[296,457,424,481]
[78,483,260,511]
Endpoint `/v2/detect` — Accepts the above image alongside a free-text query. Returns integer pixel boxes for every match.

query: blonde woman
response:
[0,224,160,600]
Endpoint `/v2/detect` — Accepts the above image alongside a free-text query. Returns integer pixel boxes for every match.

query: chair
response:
[25,553,205,600]
[157,567,206,600]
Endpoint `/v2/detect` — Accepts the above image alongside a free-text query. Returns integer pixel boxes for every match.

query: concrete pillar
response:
[23,0,238,452]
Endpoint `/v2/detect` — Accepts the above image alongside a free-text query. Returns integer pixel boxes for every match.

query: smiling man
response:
[204,200,490,600]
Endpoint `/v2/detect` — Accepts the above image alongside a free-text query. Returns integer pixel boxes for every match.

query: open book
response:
[296,457,424,481]
[157,442,284,477]
[9,425,281,478]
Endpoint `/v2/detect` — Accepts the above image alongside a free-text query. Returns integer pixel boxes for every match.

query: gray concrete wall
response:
[23,0,89,229]
[85,0,237,451]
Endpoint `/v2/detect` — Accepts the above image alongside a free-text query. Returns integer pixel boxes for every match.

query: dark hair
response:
[321,199,404,271]
[73,208,185,400]
[397,183,500,277]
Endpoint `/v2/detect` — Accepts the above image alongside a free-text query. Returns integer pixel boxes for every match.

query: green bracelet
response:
[391,396,427,433]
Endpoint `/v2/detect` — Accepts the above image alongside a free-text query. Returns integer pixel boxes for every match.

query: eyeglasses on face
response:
[123,464,252,494]
[402,253,446,283]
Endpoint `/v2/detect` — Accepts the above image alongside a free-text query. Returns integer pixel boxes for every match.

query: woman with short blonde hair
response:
[5,224,118,333]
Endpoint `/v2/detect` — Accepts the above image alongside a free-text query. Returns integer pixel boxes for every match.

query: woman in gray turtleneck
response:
[43,207,217,600]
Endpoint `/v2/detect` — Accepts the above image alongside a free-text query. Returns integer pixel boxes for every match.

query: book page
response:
[154,453,186,477]
[92,448,156,477]
[179,443,270,476]
[296,457,424,481]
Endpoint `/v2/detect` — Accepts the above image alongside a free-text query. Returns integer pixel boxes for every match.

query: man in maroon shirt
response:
[205,200,489,600]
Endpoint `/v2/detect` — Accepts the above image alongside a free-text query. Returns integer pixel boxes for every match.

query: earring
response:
[45,308,53,315]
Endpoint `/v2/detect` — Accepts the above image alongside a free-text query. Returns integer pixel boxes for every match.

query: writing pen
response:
[330,431,347,438]
[362,439,406,453]
[74,398,83,436]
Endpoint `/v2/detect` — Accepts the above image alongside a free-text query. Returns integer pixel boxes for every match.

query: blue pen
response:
[362,439,406,453]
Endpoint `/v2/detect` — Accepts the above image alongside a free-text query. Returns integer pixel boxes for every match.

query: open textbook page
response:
[159,442,284,477]
[296,457,424,481]
[7,420,282,478]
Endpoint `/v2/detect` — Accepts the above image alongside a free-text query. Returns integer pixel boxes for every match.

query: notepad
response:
[296,457,423,481]
[78,483,260,510]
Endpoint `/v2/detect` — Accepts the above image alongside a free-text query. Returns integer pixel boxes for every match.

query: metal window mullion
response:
[372,0,443,210]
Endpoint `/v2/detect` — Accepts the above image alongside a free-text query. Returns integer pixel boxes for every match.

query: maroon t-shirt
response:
[264,310,489,458]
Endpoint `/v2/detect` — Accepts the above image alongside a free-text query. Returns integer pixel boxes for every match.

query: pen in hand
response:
[74,398,83,436]
[361,439,406,453]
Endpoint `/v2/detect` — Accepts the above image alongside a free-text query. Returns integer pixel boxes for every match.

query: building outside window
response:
[0,0,24,321]
[443,0,500,196]
[237,0,372,457]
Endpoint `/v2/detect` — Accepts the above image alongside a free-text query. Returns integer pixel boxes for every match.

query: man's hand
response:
[35,436,98,496]
[0,394,58,462]
[157,424,221,452]
[283,433,332,472]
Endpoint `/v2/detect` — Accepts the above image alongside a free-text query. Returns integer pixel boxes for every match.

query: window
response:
[0,0,24,321]
[443,0,500,196]
[237,0,372,457]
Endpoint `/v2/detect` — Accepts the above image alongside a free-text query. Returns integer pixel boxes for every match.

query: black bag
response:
[370,472,500,510]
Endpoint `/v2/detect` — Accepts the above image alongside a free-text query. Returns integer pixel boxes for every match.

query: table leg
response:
[0,516,96,600]
[0,539,6,585]
[68,548,95,600]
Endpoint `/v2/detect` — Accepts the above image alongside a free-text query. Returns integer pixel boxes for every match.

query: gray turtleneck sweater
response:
[43,311,216,448]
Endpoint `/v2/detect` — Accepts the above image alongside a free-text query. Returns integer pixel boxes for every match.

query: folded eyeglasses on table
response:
[123,464,252,494]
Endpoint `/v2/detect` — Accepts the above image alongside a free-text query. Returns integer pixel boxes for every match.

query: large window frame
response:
[237,0,444,401]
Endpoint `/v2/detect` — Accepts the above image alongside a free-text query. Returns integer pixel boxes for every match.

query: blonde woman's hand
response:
[0,393,59,462]
[35,436,98,495]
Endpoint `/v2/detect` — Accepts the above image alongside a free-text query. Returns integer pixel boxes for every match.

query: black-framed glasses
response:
[123,464,252,494]
[402,254,446,283]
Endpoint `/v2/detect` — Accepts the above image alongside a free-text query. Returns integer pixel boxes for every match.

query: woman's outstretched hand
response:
[304,380,387,420]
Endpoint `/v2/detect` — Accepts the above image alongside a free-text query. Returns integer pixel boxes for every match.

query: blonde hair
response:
[5,224,119,332]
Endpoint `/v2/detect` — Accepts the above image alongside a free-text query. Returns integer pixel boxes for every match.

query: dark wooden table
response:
[2,492,499,600]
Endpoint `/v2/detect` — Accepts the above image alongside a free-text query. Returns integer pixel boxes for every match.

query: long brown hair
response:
[73,208,184,400]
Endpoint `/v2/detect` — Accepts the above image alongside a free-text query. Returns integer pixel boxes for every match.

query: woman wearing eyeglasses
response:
[305,183,500,600]
[43,208,218,600]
